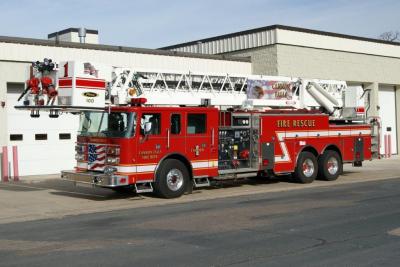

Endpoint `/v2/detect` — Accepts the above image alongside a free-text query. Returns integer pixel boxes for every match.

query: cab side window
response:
[171,114,181,134]
[108,112,126,132]
[141,113,161,135]
[187,114,206,134]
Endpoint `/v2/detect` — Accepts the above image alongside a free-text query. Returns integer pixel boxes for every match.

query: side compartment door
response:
[251,114,262,169]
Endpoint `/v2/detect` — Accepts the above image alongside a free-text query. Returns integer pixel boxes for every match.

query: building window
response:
[187,114,206,134]
[59,133,71,140]
[171,114,181,134]
[10,134,23,141]
[35,134,47,140]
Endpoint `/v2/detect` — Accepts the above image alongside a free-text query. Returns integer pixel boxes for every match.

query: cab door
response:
[168,113,185,154]
[136,112,166,180]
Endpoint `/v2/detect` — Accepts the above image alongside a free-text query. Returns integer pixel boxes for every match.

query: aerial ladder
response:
[17,60,364,115]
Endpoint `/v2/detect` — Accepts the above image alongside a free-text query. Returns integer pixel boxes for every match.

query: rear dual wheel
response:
[293,151,318,184]
[293,150,342,183]
[318,150,342,181]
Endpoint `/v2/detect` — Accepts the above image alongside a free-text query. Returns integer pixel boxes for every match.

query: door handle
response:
[167,129,170,149]
[211,128,215,146]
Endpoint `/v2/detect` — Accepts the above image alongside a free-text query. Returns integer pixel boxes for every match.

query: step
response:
[193,177,210,188]
[135,182,153,193]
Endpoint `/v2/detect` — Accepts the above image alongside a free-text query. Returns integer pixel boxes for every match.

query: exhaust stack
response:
[78,28,87,44]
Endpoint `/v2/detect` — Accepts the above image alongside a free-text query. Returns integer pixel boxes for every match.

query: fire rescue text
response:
[277,119,316,128]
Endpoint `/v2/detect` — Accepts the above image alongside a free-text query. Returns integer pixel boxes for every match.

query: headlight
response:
[75,145,85,153]
[75,153,85,161]
[106,157,120,165]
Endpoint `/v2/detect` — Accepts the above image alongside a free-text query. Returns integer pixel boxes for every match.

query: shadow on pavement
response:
[49,190,144,201]
[0,179,142,201]
[0,170,363,201]
[0,183,43,192]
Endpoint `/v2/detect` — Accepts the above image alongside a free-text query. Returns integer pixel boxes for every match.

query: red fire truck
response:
[16,60,380,198]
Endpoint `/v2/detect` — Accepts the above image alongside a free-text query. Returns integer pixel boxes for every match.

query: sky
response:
[0,0,399,49]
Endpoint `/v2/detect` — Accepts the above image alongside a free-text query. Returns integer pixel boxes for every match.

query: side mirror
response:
[144,122,152,134]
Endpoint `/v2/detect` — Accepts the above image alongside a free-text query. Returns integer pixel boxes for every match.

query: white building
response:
[1,25,399,177]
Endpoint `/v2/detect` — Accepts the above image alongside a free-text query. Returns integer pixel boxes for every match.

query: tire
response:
[154,159,189,198]
[293,151,318,183]
[318,150,342,181]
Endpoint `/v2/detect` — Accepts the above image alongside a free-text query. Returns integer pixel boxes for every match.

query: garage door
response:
[6,83,79,176]
[379,85,397,155]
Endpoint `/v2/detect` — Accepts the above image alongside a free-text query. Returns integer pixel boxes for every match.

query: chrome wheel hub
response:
[327,157,339,175]
[302,159,315,177]
[166,169,184,191]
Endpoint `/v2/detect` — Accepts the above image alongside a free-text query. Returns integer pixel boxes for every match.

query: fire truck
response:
[16,59,380,198]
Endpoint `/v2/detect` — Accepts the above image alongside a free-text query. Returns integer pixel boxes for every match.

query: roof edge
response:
[0,35,251,63]
[160,25,279,50]
[160,24,400,50]
[277,25,400,46]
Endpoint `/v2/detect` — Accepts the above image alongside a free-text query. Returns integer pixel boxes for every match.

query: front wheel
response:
[293,151,318,183]
[154,159,189,198]
[318,150,342,181]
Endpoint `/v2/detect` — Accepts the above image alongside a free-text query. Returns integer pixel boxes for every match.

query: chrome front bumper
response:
[61,170,128,188]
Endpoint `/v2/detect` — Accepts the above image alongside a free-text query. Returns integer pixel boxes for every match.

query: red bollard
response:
[12,146,19,181]
[384,134,391,158]
[384,134,387,158]
[1,146,9,182]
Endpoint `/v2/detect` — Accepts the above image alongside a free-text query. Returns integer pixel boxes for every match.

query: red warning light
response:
[130,98,147,106]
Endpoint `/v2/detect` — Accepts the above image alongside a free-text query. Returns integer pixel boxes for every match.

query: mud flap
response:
[353,137,364,166]
[261,142,274,170]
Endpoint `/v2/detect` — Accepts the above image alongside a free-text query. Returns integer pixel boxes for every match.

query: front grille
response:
[87,143,107,171]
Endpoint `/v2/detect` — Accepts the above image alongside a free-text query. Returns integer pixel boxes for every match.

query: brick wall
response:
[223,45,278,75]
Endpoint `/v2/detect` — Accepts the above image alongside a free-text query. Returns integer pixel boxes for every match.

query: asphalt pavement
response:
[0,177,400,267]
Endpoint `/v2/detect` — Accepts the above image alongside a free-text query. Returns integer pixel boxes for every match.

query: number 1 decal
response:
[63,63,68,77]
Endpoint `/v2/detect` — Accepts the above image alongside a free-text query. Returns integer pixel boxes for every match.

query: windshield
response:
[78,111,136,138]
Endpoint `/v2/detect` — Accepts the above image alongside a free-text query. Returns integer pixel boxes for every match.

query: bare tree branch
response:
[379,31,400,42]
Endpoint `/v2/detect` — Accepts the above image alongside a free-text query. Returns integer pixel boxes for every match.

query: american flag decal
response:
[88,144,106,171]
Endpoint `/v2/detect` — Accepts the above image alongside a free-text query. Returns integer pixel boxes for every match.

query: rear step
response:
[193,177,210,188]
[135,182,153,193]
